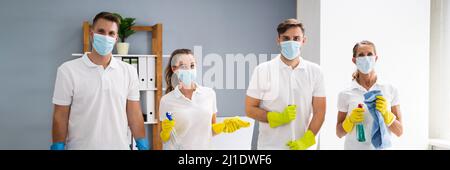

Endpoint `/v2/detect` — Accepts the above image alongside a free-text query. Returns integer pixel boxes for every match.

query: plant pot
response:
[117,42,130,55]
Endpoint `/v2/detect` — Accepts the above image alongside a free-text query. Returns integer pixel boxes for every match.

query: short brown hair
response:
[92,11,120,30]
[277,18,305,36]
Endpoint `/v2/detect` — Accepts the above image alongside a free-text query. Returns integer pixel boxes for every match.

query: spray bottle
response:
[165,112,183,150]
[356,104,366,142]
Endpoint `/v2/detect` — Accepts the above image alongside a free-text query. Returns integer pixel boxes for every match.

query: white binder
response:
[138,57,148,90]
[146,57,156,89]
[142,91,155,123]
[130,58,138,71]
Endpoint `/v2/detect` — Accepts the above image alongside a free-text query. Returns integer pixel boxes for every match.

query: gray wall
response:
[0,0,296,149]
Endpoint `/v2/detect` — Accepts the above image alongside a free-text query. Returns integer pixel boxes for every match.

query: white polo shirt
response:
[52,53,140,150]
[337,79,399,150]
[159,84,217,150]
[247,55,326,150]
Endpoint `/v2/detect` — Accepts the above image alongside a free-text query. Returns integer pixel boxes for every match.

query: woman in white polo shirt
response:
[158,49,250,150]
[336,40,403,150]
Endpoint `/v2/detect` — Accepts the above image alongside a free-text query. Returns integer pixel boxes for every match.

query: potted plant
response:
[113,13,136,55]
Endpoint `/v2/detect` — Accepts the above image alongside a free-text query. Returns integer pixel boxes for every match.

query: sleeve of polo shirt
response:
[127,66,140,101]
[391,85,400,106]
[52,66,73,106]
[246,65,263,99]
[212,90,218,114]
[313,67,326,97]
[337,92,348,113]
[159,98,167,122]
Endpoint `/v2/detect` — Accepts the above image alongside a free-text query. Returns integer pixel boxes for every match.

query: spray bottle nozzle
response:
[166,112,173,121]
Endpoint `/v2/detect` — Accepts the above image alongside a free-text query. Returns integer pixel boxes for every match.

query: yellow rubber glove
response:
[342,107,365,133]
[212,116,250,134]
[286,130,316,150]
[375,96,396,126]
[160,119,175,142]
[267,105,297,128]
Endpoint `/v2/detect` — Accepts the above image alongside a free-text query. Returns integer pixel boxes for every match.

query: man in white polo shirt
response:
[50,12,148,150]
[246,19,326,150]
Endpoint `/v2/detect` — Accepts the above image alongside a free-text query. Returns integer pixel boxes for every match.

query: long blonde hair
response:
[352,40,377,80]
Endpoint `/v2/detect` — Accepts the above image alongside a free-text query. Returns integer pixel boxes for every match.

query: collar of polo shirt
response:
[276,54,307,71]
[351,79,386,92]
[82,53,119,69]
[173,83,205,98]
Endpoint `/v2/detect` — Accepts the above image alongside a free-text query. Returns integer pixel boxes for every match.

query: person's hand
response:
[135,138,150,150]
[286,130,316,150]
[342,107,364,133]
[212,116,250,134]
[375,96,396,126]
[50,142,65,150]
[267,105,297,128]
[160,119,175,142]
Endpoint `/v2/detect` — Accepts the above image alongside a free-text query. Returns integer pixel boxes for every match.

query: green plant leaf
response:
[114,13,137,42]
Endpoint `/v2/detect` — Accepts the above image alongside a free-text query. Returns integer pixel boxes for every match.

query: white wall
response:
[299,0,430,149]
[297,0,321,64]
[430,0,450,141]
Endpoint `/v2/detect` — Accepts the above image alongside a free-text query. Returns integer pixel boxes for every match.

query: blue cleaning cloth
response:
[364,90,391,149]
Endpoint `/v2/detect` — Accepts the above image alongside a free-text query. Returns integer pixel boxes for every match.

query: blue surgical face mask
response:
[356,56,376,74]
[93,33,116,56]
[176,69,197,87]
[280,41,301,60]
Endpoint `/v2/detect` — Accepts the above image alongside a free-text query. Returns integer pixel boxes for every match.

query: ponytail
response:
[164,65,175,94]
[352,70,359,80]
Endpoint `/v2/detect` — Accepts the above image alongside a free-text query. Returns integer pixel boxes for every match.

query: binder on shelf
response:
[120,57,139,75]
[138,57,148,90]
[130,58,138,71]
[141,91,155,123]
[147,57,156,89]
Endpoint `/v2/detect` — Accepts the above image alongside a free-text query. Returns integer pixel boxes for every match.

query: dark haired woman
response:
[159,49,249,150]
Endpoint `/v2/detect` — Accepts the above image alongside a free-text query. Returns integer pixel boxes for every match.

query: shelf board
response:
[144,121,158,125]
[115,54,157,57]
[139,88,166,91]
[72,53,170,58]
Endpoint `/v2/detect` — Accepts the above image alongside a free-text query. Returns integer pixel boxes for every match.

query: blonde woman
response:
[336,40,403,150]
